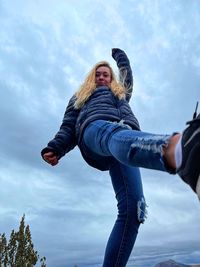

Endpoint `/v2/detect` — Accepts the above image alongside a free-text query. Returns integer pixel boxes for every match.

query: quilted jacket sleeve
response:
[112,48,133,102]
[41,95,79,159]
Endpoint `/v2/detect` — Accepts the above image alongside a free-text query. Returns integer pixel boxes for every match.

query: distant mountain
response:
[154,259,200,267]
[128,241,200,267]
[154,259,189,267]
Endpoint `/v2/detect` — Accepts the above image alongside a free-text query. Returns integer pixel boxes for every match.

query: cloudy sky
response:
[0,0,200,266]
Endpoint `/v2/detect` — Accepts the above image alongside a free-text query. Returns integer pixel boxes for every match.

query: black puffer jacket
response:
[41,48,140,170]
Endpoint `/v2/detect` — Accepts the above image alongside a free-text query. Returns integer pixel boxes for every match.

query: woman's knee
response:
[117,195,147,224]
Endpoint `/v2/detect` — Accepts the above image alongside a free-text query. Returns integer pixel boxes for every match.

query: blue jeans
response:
[83,120,171,267]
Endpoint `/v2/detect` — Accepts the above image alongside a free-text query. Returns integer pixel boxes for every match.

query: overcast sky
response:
[0,0,200,266]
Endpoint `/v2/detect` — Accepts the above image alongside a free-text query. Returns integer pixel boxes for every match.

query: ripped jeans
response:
[83,120,171,267]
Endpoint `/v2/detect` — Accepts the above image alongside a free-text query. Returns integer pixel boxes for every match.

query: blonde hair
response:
[74,61,126,109]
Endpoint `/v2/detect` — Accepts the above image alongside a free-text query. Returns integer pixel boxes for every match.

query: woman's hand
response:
[112,48,124,57]
[112,48,119,57]
[43,151,59,166]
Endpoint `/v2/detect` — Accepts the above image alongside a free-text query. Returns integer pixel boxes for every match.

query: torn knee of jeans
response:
[108,119,132,130]
[137,197,148,223]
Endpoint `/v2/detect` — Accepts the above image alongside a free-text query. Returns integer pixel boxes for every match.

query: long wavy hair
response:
[74,61,126,109]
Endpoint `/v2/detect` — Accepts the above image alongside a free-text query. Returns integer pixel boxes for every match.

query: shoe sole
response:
[196,174,200,200]
[179,143,200,196]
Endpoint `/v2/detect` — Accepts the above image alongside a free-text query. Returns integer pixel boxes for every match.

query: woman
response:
[41,48,200,267]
